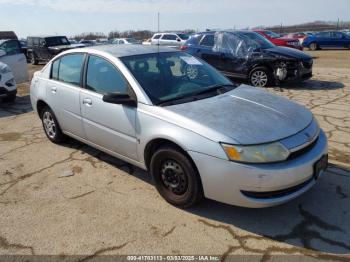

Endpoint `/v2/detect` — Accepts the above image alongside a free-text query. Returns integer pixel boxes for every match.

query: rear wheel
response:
[29,52,38,65]
[41,106,65,143]
[309,43,318,51]
[150,146,203,208]
[249,67,271,87]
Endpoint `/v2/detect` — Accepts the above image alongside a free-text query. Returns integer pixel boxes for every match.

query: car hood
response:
[263,46,311,60]
[165,85,313,145]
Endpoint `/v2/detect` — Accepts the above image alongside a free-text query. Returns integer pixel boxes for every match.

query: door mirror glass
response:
[0,50,6,57]
[102,93,137,107]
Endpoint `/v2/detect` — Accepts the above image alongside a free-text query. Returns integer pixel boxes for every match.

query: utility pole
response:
[337,18,340,30]
[158,12,160,33]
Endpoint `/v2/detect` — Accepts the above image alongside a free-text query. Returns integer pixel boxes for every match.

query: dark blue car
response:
[303,31,350,50]
[182,31,313,87]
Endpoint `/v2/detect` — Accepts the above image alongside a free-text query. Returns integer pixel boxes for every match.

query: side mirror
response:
[102,93,137,107]
[0,50,6,57]
[177,38,181,42]
[41,41,46,47]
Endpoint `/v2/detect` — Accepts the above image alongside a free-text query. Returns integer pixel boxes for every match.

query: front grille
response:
[287,137,319,161]
[241,177,313,199]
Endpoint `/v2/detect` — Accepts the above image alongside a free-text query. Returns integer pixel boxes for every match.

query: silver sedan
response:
[30,45,328,208]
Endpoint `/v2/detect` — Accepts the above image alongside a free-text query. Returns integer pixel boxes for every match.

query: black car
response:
[27,36,82,65]
[182,31,313,87]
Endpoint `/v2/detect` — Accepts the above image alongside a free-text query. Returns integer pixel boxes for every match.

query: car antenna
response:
[157,12,160,54]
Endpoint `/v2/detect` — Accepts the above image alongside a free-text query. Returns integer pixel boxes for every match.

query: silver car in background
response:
[30,45,328,208]
[151,33,189,48]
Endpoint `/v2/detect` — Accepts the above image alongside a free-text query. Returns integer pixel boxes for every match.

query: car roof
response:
[27,36,66,38]
[87,44,176,58]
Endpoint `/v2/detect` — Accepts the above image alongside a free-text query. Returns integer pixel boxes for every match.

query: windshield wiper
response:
[157,84,236,107]
[192,83,237,96]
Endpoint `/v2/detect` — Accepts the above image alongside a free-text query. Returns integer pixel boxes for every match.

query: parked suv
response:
[182,31,313,87]
[27,36,80,64]
[151,33,189,48]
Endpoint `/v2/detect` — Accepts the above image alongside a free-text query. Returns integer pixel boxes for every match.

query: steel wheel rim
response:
[161,159,188,195]
[43,111,56,139]
[251,71,268,87]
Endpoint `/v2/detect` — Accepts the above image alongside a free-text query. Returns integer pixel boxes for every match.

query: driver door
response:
[80,55,138,160]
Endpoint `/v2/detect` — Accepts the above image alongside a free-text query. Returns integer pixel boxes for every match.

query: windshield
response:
[120,52,234,105]
[240,32,275,49]
[45,37,69,46]
[265,31,281,39]
[177,34,189,40]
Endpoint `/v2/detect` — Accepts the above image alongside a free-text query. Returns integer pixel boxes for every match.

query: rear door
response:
[196,34,223,69]
[45,53,85,138]
[0,40,29,83]
[160,34,178,47]
[315,32,331,47]
[80,55,138,160]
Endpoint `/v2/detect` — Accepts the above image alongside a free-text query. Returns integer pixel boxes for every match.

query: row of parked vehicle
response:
[1,29,350,102]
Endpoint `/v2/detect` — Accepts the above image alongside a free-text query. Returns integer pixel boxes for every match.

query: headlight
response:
[0,64,11,74]
[221,142,290,163]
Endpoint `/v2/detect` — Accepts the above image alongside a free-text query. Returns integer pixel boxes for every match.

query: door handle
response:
[51,87,57,93]
[82,98,92,106]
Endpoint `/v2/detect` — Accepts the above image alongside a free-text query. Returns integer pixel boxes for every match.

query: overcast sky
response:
[0,0,349,38]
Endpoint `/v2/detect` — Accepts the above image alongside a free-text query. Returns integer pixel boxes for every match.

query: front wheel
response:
[309,43,318,51]
[249,67,271,87]
[150,146,203,208]
[41,106,65,143]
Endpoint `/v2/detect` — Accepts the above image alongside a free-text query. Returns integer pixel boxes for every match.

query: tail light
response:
[180,45,188,51]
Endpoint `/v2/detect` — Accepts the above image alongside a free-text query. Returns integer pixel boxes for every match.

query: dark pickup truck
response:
[27,36,85,64]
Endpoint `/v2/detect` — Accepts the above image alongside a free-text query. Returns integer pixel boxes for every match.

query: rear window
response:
[57,54,85,86]
[200,35,214,47]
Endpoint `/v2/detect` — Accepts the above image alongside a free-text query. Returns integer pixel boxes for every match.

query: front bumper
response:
[188,130,328,208]
[0,87,17,98]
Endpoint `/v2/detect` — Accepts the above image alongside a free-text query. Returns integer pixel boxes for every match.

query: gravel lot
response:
[0,50,349,260]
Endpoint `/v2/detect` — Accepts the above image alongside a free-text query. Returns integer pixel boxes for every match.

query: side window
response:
[86,55,128,95]
[162,34,177,40]
[33,38,39,46]
[331,32,343,39]
[0,40,21,55]
[153,34,161,40]
[200,35,214,47]
[58,54,85,86]
[51,59,60,80]
[27,38,33,46]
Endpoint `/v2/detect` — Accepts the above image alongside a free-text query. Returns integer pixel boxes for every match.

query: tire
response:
[150,146,203,208]
[249,67,272,87]
[309,43,318,51]
[2,94,16,103]
[40,106,65,143]
[29,52,38,65]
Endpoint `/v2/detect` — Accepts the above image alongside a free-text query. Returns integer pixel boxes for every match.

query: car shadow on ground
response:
[61,139,350,256]
[0,95,33,118]
[277,79,345,91]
